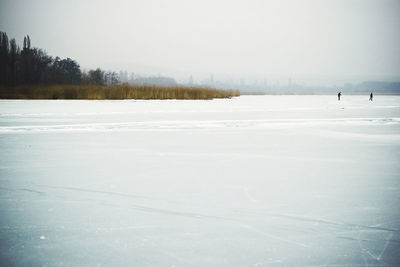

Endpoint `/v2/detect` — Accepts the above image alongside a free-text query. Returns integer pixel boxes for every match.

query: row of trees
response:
[0,32,119,86]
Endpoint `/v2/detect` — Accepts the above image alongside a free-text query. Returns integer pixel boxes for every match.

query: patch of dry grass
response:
[0,84,240,100]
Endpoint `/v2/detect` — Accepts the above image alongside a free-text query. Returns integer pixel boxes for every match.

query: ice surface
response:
[0,95,399,266]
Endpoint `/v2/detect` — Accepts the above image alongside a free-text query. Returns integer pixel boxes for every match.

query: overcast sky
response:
[1,0,399,83]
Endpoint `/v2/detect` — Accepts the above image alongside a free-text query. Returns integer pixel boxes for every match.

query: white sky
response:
[1,0,399,83]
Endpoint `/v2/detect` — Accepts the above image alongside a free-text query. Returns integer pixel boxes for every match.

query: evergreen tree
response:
[9,39,18,85]
[0,32,9,85]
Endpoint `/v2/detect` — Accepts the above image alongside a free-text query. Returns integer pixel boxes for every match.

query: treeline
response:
[0,32,239,99]
[0,32,118,86]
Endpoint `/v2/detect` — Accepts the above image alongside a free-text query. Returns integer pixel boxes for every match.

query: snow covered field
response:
[0,95,399,266]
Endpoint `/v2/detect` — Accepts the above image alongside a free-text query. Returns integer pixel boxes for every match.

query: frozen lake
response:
[0,95,399,266]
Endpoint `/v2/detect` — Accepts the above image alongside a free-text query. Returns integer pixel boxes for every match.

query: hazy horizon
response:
[1,0,400,85]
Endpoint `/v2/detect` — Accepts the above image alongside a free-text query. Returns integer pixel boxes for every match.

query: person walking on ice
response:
[338,91,342,101]
[369,92,373,101]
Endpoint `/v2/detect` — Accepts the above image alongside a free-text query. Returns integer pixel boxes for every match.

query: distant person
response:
[369,92,373,101]
[338,91,341,101]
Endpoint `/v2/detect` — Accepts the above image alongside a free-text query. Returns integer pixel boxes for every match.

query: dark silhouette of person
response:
[338,91,341,101]
[369,92,373,101]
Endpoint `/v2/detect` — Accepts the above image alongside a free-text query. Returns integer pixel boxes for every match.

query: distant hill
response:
[349,81,400,94]
[238,81,400,95]
[129,76,178,87]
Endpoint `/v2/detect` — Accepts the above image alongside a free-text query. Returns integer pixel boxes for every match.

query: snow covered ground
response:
[0,95,399,266]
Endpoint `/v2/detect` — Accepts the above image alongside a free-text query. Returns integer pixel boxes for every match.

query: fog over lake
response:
[1,0,399,84]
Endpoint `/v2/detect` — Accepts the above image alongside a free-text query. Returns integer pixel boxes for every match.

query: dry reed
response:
[0,84,240,100]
